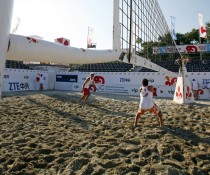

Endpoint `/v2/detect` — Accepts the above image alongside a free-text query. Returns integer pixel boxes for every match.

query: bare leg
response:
[79,95,86,102]
[84,93,90,102]
[134,112,142,127]
[196,91,199,99]
[157,111,163,127]
[193,90,198,100]
[39,84,43,90]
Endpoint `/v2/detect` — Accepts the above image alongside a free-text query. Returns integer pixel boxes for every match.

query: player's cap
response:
[90,72,94,75]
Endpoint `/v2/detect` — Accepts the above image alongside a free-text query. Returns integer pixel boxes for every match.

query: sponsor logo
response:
[4,75,9,79]
[120,78,130,82]
[198,89,204,95]
[26,37,39,44]
[98,84,104,90]
[176,85,182,99]
[74,85,79,89]
[168,89,175,94]
[165,76,177,86]
[131,88,138,93]
[202,79,210,84]
[94,76,105,84]
[186,45,198,53]
[24,76,29,79]
[56,75,78,82]
[9,82,30,91]
[186,86,192,100]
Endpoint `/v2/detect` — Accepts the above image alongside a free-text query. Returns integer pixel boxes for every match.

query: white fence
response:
[3,69,210,99]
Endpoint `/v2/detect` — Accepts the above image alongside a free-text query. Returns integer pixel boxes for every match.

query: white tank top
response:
[192,80,198,90]
[84,77,94,88]
[139,86,154,109]
[39,76,44,84]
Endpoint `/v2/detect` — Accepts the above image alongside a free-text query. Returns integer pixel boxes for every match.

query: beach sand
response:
[0,90,210,175]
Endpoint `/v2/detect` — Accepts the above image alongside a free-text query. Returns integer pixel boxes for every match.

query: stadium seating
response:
[139,60,210,72]
[74,61,134,72]
[5,59,210,72]
[5,60,29,69]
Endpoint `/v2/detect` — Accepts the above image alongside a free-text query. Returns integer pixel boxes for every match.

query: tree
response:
[185,29,199,44]
[205,22,210,43]
[175,33,185,45]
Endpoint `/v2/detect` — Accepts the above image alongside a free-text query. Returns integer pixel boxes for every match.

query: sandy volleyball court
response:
[0,91,210,175]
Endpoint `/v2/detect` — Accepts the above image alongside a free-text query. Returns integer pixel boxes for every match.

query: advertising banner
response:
[2,69,210,99]
[54,71,210,99]
[153,44,209,54]
[3,69,48,92]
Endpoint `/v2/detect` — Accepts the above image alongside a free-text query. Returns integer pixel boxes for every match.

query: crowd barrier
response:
[3,69,210,99]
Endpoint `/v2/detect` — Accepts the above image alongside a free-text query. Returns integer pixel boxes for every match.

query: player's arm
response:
[148,85,154,92]
[82,77,90,90]
[139,87,142,94]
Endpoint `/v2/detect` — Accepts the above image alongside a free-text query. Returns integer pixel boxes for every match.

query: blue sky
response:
[158,0,210,34]
[11,0,210,50]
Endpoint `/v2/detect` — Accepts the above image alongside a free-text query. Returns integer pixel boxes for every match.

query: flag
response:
[170,16,177,40]
[198,13,207,38]
[87,27,96,48]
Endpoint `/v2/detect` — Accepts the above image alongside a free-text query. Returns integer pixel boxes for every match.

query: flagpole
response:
[199,32,202,61]
[170,16,173,60]
[87,27,89,49]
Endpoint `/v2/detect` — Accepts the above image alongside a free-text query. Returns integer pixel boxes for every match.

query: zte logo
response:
[74,85,79,89]
[120,78,130,82]
[9,82,30,91]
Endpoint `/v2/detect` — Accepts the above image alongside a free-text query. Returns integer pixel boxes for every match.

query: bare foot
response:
[131,125,136,131]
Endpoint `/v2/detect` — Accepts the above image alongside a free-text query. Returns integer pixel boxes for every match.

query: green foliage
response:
[205,22,210,43]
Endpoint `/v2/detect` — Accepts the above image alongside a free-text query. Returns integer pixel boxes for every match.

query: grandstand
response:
[5,60,69,71]
[5,59,210,73]
[72,61,134,72]
[68,58,210,73]
[5,60,29,69]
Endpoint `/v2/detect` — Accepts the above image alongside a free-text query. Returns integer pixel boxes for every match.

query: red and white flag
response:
[198,13,207,38]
